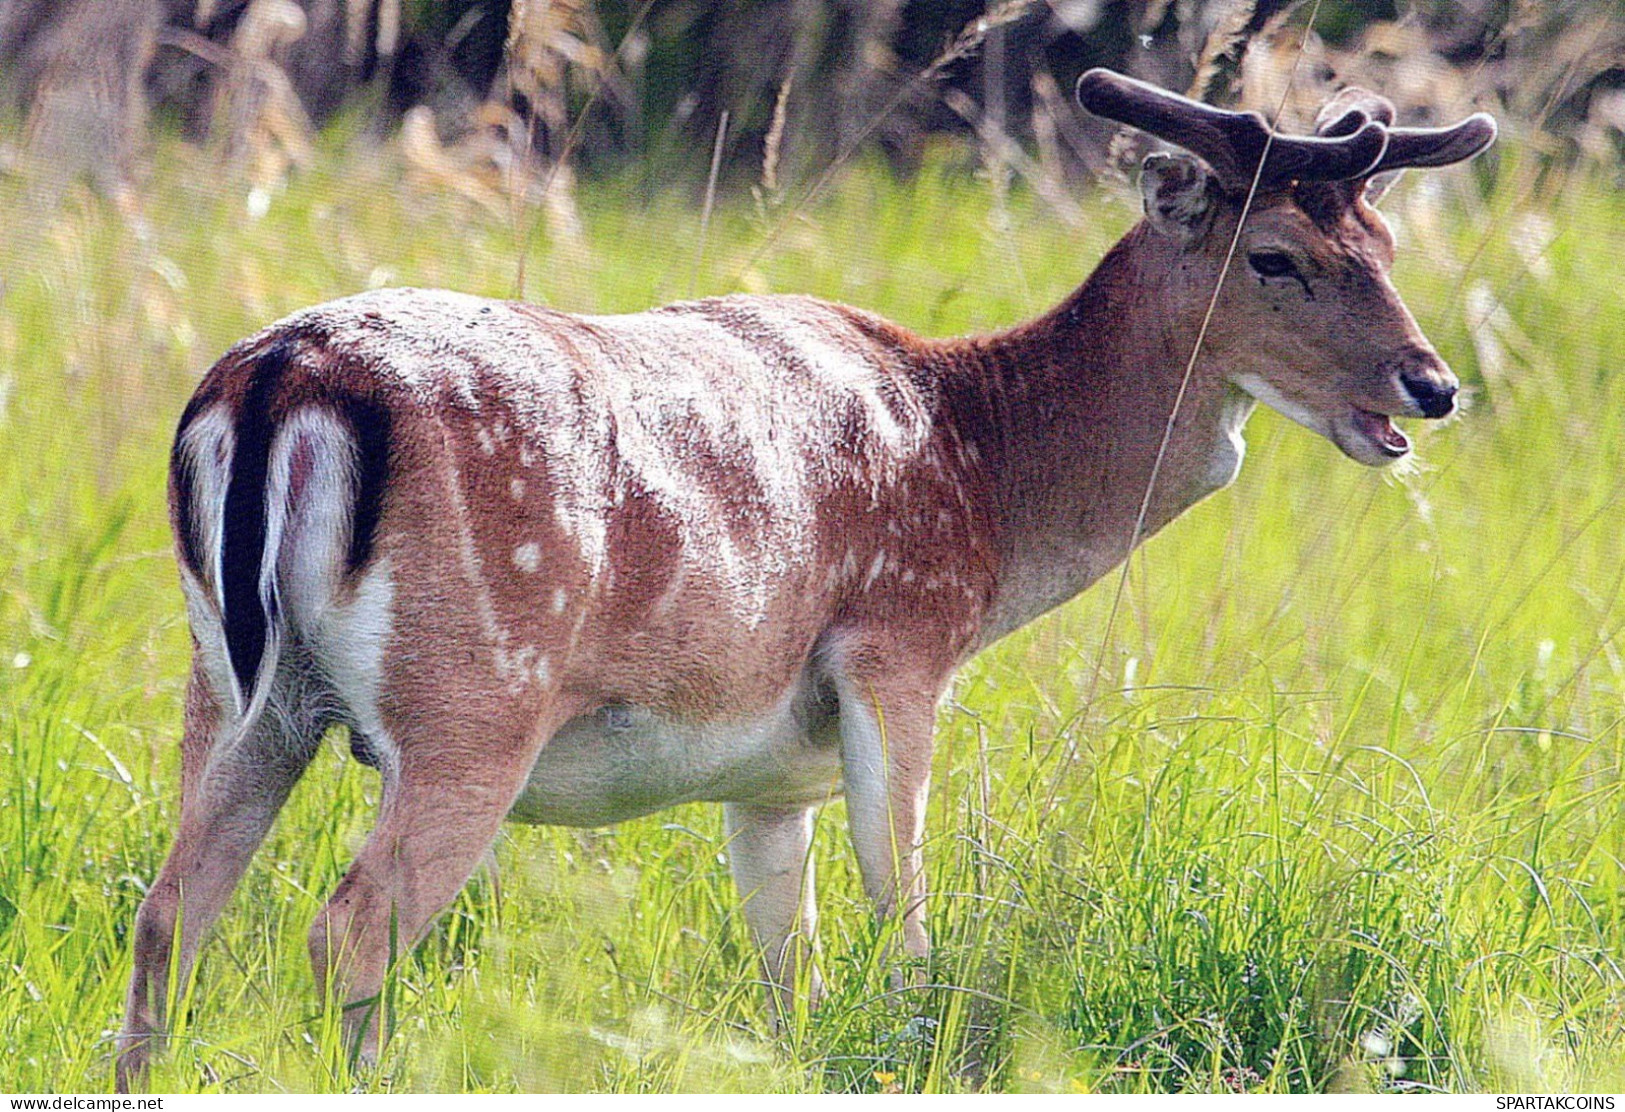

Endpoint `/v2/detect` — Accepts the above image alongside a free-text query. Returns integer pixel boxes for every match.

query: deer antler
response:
[1078,69,1498,192]
[1368,115,1498,175]
[1076,68,1389,192]
[1314,87,1498,176]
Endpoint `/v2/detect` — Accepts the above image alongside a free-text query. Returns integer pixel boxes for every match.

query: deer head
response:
[1077,69,1496,466]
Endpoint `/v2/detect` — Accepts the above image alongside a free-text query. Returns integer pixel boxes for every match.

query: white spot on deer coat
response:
[514,542,541,572]
[864,551,887,590]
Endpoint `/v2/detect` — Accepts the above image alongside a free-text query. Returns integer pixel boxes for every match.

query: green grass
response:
[2,133,1624,1093]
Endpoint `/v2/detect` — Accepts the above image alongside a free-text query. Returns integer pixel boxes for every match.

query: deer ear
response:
[1140,151,1218,241]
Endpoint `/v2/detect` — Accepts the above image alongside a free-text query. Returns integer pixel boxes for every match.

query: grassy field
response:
[2,131,1624,1093]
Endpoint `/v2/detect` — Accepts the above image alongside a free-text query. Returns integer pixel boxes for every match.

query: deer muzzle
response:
[1399,364,1459,420]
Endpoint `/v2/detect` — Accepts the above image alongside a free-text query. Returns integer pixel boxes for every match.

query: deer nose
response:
[1400,369,1458,419]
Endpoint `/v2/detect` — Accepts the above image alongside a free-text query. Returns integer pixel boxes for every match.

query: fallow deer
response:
[117,70,1495,1088]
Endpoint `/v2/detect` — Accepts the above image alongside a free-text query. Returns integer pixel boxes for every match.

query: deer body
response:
[171,248,1255,825]
[119,72,1495,1089]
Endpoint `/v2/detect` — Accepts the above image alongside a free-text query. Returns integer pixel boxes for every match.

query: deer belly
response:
[507,694,842,827]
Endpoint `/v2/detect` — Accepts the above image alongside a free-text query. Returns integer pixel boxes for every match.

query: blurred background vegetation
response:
[3,0,1623,225]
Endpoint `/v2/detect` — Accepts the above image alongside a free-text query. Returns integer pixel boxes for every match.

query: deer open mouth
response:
[1348,407,1411,460]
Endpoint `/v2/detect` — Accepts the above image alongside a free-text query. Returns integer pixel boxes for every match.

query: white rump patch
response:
[268,410,357,604]
[315,558,397,767]
[175,407,236,613]
[178,572,235,707]
[266,409,400,768]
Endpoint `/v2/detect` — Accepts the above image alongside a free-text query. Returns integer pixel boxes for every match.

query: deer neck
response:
[940,222,1257,646]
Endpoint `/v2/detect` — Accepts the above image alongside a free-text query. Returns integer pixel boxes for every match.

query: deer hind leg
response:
[306,696,568,1065]
[836,671,940,977]
[724,802,821,1027]
[118,651,322,1091]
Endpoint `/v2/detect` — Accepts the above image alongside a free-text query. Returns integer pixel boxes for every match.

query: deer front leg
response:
[118,663,315,1091]
[836,674,937,975]
[724,801,821,1027]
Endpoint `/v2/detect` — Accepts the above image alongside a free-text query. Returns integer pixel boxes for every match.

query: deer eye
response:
[1248,250,1297,279]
